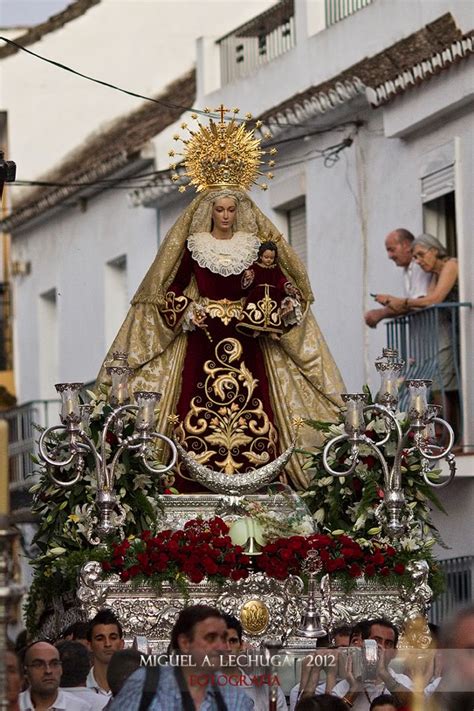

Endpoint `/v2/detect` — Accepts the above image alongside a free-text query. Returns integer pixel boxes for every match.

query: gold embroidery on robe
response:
[200,298,245,326]
[175,337,278,474]
[237,285,282,336]
[161,291,190,328]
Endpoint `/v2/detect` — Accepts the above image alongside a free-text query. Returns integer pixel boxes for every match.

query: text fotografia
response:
[140,653,336,669]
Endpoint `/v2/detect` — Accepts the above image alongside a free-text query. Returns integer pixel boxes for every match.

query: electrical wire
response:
[0,36,359,131]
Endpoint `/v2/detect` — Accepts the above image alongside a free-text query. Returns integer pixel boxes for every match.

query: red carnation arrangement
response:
[102,516,250,586]
[256,533,405,582]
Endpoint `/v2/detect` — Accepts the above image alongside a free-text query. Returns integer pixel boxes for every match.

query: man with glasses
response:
[19,641,91,711]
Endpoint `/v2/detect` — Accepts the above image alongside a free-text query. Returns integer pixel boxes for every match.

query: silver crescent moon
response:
[174,439,296,495]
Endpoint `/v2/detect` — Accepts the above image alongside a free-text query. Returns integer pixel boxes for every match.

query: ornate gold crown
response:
[169,105,277,193]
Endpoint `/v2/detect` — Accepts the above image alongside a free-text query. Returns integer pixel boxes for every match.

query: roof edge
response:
[0,0,101,60]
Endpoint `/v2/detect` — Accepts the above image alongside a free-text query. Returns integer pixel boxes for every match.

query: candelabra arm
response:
[139,433,177,475]
[322,435,358,477]
[39,426,103,489]
[100,404,138,467]
[418,418,455,462]
[363,403,403,447]
[323,434,390,490]
[39,425,77,468]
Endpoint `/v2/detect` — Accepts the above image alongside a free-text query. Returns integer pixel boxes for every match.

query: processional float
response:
[13,113,458,687]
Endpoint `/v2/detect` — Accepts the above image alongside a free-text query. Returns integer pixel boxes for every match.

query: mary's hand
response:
[192,309,208,328]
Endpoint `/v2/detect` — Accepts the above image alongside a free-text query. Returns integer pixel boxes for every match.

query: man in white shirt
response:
[86,609,124,697]
[332,619,412,711]
[57,640,108,710]
[19,641,91,711]
[365,228,431,328]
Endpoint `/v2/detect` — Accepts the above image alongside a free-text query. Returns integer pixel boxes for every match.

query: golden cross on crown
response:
[214,104,231,123]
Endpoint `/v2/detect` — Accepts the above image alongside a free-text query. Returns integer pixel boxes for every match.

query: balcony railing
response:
[218,0,295,85]
[429,555,474,625]
[385,302,471,437]
[325,0,373,27]
[1,399,59,492]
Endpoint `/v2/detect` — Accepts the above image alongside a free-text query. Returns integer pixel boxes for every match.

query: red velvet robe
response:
[161,248,279,492]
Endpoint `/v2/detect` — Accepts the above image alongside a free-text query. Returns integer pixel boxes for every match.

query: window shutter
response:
[421,164,455,203]
[288,204,307,264]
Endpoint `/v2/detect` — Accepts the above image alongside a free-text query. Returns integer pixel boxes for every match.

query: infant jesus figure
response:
[237,239,303,340]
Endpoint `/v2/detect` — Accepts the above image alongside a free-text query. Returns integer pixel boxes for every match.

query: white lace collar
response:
[187,231,260,277]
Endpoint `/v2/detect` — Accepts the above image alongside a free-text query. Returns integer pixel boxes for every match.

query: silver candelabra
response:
[322,348,456,537]
[38,353,177,544]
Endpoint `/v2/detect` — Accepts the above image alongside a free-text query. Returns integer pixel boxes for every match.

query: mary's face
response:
[212,197,237,232]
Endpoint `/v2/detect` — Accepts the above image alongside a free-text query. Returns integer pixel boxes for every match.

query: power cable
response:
[0,36,359,131]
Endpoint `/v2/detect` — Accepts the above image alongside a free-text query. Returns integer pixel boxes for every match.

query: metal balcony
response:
[429,555,474,625]
[218,0,295,85]
[325,0,373,27]
[0,400,59,515]
[385,302,471,438]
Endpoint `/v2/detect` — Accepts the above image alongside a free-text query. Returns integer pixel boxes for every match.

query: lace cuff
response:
[182,302,206,332]
[281,296,303,326]
[160,291,190,329]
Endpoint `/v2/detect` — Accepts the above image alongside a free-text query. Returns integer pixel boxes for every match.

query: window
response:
[423,192,457,257]
[420,140,457,256]
[287,202,307,265]
[39,288,58,399]
[104,255,128,350]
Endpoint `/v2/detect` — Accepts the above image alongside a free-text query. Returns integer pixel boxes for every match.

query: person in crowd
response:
[427,604,474,710]
[364,228,430,328]
[348,621,372,648]
[332,618,412,710]
[294,694,348,710]
[290,628,352,710]
[331,626,352,649]
[223,613,288,711]
[57,640,108,710]
[369,694,400,710]
[86,609,124,697]
[103,649,141,708]
[108,604,253,710]
[19,640,91,711]
[58,621,90,647]
[6,647,22,711]
[14,630,28,655]
[375,233,460,432]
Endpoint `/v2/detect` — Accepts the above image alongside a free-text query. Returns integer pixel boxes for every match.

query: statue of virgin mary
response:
[97,111,345,491]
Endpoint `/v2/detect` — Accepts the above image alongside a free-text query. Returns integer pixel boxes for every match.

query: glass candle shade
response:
[342,393,367,435]
[107,366,132,405]
[134,391,161,431]
[407,380,431,420]
[375,349,404,406]
[55,383,83,423]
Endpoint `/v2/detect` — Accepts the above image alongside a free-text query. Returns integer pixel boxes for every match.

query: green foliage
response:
[26,391,170,634]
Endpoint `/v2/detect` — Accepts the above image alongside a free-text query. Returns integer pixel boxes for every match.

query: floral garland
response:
[104,517,250,586]
[100,518,439,594]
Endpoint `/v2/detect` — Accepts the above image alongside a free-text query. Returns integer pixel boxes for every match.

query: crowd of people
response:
[5,603,474,711]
